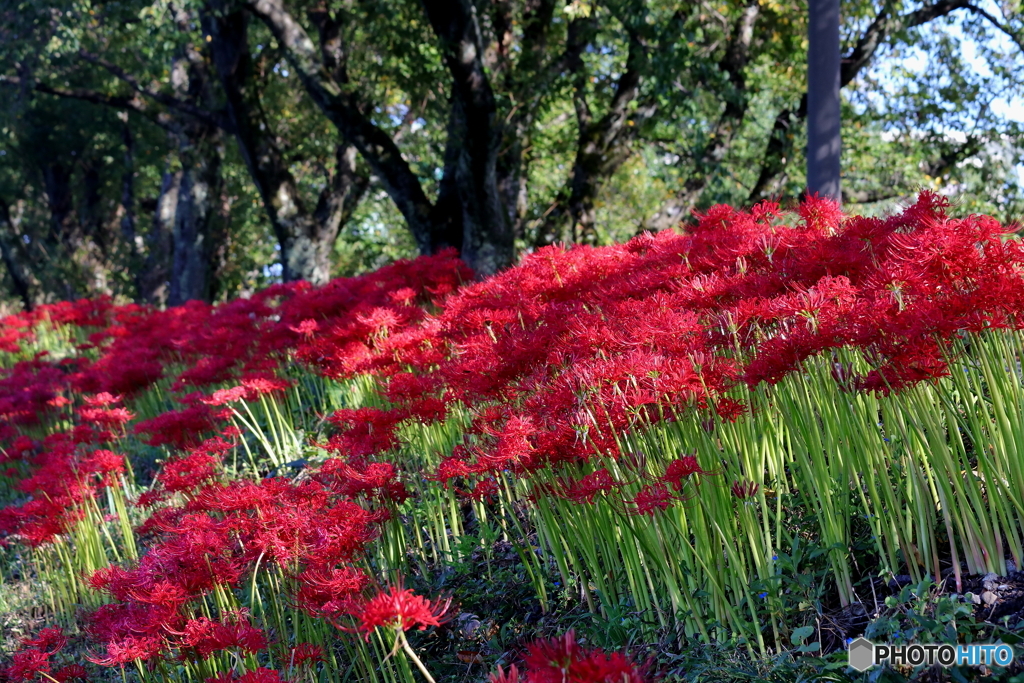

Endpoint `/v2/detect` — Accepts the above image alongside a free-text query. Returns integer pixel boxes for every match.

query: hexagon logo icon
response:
[848,637,875,672]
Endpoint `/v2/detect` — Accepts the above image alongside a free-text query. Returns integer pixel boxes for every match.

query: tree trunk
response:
[120,121,137,247]
[168,125,225,305]
[427,102,466,254]
[492,0,557,243]
[158,44,230,305]
[645,1,760,232]
[308,143,370,280]
[80,160,109,256]
[748,102,804,203]
[539,21,656,245]
[205,6,368,284]
[249,0,512,276]
[42,162,75,245]
[807,0,842,200]
[138,169,180,305]
[0,198,37,310]
[421,0,512,276]
[750,0,970,204]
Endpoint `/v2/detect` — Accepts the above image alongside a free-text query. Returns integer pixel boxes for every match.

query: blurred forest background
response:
[0,0,1021,311]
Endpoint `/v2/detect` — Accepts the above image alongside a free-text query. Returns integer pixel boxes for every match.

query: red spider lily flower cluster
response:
[205,667,287,683]
[179,612,268,659]
[0,427,129,546]
[309,193,1024,514]
[1,194,1023,679]
[489,630,648,683]
[539,453,719,515]
[1,628,90,682]
[86,476,382,666]
[285,643,324,668]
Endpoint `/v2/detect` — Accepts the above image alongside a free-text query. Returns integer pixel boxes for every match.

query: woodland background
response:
[0,0,1021,310]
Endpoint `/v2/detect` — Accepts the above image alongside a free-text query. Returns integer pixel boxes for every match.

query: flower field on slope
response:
[2,193,1024,682]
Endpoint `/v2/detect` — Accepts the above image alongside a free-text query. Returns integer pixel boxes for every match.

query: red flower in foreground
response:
[206,668,287,683]
[357,587,453,636]
[4,648,52,682]
[490,630,648,683]
[51,664,88,682]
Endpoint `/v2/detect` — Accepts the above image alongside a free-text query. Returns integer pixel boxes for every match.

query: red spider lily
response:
[22,627,67,654]
[78,392,135,428]
[488,665,522,683]
[85,634,163,666]
[713,397,747,422]
[286,643,324,667]
[629,484,679,516]
[83,470,382,666]
[289,318,319,337]
[1,193,1024,682]
[551,468,622,504]
[465,477,500,503]
[51,665,89,682]
[206,668,288,683]
[237,669,287,683]
[325,408,407,457]
[133,398,230,450]
[661,454,717,492]
[179,613,268,659]
[293,565,369,618]
[3,648,52,682]
[355,587,454,637]
[203,385,249,406]
[433,456,477,486]
[490,630,648,683]
[731,480,759,500]
[78,449,126,483]
[159,451,221,493]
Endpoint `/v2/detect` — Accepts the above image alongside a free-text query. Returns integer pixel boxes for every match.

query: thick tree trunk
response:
[421,0,512,275]
[158,45,230,305]
[168,126,225,305]
[427,103,465,254]
[138,169,180,304]
[206,6,368,284]
[492,0,556,243]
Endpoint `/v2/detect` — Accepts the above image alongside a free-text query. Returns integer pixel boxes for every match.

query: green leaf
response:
[791,626,815,646]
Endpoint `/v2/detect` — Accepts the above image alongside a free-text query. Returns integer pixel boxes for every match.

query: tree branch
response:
[247,0,437,253]
[0,73,156,115]
[964,3,1024,54]
[77,50,223,129]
